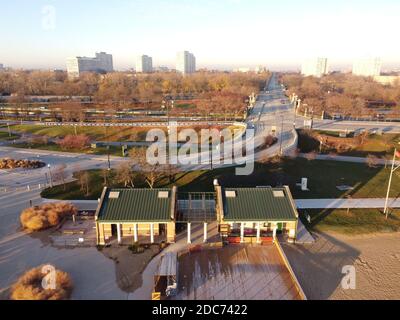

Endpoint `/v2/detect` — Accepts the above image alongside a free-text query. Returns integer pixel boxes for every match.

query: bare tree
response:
[366,154,379,168]
[129,147,165,189]
[77,171,90,196]
[54,163,68,191]
[101,168,109,186]
[113,162,135,188]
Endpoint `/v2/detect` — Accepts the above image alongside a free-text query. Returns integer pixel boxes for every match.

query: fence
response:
[0,183,48,193]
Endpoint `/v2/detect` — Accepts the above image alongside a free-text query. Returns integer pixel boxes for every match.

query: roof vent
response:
[273,190,285,198]
[109,192,120,199]
[225,191,236,198]
[158,191,169,198]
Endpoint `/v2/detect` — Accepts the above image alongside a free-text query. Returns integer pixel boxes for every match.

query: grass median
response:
[41,158,400,200]
[300,208,400,235]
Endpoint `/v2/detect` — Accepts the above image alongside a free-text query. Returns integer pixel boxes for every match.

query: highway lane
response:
[0,146,126,189]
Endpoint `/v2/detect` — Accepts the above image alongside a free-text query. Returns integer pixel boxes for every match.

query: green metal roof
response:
[97,188,173,222]
[222,187,297,222]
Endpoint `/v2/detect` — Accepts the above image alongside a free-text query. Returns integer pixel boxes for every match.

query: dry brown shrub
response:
[0,158,45,169]
[10,265,73,300]
[20,202,77,231]
[56,134,90,150]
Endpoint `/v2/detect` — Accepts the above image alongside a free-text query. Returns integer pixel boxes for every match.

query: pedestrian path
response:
[298,153,400,166]
[295,198,400,209]
[295,219,314,244]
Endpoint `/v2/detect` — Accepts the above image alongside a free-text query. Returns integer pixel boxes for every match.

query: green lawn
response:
[300,208,400,235]
[41,158,400,200]
[12,142,124,157]
[0,131,19,141]
[298,129,400,158]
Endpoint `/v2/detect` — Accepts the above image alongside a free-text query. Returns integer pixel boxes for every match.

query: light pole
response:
[162,99,174,124]
[293,98,299,128]
[7,123,11,137]
[279,116,284,155]
[47,164,53,188]
[107,146,111,171]
[383,148,400,219]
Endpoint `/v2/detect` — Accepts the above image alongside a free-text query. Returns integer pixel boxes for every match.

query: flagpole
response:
[384,149,397,219]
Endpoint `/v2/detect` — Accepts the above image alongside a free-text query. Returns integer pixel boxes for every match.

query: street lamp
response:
[162,99,174,124]
[279,116,284,155]
[383,148,400,219]
[47,164,53,188]
[107,145,111,171]
[104,125,111,171]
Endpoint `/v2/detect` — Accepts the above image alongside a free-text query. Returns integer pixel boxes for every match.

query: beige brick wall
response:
[167,222,176,243]
[121,223,160,237]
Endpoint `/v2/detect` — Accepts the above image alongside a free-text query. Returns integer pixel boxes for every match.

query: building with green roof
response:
[215,185,299,244]
[95,187,177,245]
[95,183,299,246]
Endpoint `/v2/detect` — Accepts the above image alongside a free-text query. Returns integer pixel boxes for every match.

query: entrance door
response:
[111,224,117,237]
[277,222,283,233]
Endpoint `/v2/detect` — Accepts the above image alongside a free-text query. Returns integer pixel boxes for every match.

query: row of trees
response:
[0,70,267,104]
[282,73,400,117]
[112,148,178,189]
[1,70,269,122]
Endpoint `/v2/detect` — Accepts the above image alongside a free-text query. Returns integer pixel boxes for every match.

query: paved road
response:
[247,73,298,160]
[0,146,126,189]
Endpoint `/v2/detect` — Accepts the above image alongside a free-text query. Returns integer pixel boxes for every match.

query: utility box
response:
[122,145,128,157]
[304,120,313,129]
[301,178,309,191]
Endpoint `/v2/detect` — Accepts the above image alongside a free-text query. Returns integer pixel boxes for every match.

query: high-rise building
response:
[301,58,329,77]
[352,58,382,77]
[176,51,196,74]
[66,52,113,78]
[136,55,153,73]
[0,63,4,71]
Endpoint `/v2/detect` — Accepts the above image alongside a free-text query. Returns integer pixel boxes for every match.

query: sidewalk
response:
[295,198,400,209]
[298,153,399,166]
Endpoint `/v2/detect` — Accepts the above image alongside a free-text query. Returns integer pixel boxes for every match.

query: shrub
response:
[128,242,145,254]
[0,158,45,169]
[20,202,77,231]
[366,154,379,168]
[10,265,73,300]
[56,134,90,150]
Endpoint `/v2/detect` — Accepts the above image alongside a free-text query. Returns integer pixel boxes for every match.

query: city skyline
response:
[1,0,400,71]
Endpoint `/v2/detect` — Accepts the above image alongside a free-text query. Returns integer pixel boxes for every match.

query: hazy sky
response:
[1,0,399,70]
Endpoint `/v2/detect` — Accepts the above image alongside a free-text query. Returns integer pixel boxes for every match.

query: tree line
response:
[281,73,400,118]
[0,70,269,111]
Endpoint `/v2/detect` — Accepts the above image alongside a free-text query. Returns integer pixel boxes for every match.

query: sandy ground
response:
[101,245,161,293]
[282,231,400,300]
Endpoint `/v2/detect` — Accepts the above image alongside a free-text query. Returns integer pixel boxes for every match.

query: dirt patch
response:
[101,245,161,293]
[282,231,400,300]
